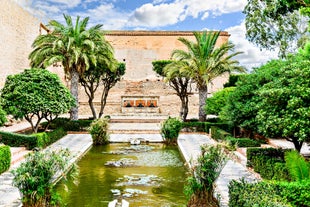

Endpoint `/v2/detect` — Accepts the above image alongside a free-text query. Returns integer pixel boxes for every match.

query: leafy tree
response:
[243,0,309,57]
[0,106,7,127]
[29,14,115,120]
[152,60,192,121]
[80,62,125,119]
[205,87,235,116]
[0,69,75,133]
[256,55,310,152]
[171,31,244,121]
[220,60,283,136]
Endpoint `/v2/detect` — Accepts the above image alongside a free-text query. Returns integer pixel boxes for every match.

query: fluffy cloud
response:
[47,0,81,8]
[128,0,247,28]
[129,3,185,27]
[225,22,278,70]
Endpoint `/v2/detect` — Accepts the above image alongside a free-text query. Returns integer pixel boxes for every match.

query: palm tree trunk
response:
[70,69,79,120]
[198,85,208,122]
[180,96,189,121]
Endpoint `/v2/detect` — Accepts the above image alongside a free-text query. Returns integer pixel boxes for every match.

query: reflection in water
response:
[55,143,187,207]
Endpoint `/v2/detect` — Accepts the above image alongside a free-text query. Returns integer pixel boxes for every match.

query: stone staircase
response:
[10,147,31,168]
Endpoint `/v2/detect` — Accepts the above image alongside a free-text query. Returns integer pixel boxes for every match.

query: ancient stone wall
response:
[0,0,40,87]
[78,31,229,118]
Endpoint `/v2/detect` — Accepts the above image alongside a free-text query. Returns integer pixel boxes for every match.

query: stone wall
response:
[77,31,229,118]
[0,0,40,87]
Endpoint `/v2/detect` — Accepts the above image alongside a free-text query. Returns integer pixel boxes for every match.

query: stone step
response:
[109,130,160,134]
[10,147,31,168]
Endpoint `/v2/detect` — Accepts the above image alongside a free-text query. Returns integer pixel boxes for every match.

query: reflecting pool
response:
[55,143,188,207]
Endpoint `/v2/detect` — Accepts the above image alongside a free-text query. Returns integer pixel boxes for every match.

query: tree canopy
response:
[0,69,75,133]
[29,14,115,120]
[171,31,244,121]
[243,0,309,57]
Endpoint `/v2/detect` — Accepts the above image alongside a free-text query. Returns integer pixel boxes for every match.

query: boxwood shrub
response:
[0,144,11,174]
[0,131,37,149]
[247,147,291,181]
[226,137,261,148]
[210,126,231,141]
[229,179,310,207]
[43,118,92,131]
[229,180,292,207]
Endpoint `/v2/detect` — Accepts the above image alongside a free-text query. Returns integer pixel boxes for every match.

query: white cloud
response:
[129,3,185,27]
[225,21,278,70]
[47,0,81,8]
[128,0,247,28]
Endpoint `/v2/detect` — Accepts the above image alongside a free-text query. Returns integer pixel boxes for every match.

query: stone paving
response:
[177,133,260,207]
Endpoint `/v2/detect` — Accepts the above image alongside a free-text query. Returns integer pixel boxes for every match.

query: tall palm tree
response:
[29,14,115,120]
[172,31,245,121]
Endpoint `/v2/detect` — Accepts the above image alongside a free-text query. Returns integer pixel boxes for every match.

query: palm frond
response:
[285,150,310,181]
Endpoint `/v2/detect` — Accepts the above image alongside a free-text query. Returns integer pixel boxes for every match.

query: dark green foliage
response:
[276,180,310,207]
[229,179,310,207]
[210,126,230,141]
[43,118,92,131]
[247,147,291,180]
[46,128,67,144]
[89,118,109,145]
[12,149,71,206]
[0,145,11,174]
[152,60,173,76]
[0,107,7,127]
[228,180,292,207]
[205,87,235,115]
[0,131,37,149]
[223,74,246,88]
[225,137,261,148]
[34,132,50,148]
[256,56,310,152]
[0,68,75,133]
[182,121,233,133]
[161,117,182,144]
[0,128,67,150]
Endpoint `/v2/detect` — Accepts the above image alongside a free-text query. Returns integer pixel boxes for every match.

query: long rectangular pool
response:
[55,143,187,206]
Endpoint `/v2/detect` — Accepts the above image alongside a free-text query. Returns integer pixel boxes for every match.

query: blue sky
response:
[14,0,278,70]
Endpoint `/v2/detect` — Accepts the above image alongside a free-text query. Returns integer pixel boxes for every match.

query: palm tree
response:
[29,14,115,120]
[171,31,245,121]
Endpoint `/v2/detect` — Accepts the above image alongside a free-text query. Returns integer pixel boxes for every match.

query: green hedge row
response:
[0,145,11,174]
[229,179,310,207]
[226,137,261,148]
[0,128,67,150]
[247,147,291,181]
[210,126,231,141]
[182,121,233,133]
[0,131,38,149]
[44,118,92,131]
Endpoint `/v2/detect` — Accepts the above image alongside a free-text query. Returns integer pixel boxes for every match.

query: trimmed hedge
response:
[226,137,261,148]
[0,145,11,174]
[0,131,37,149]
[210,126,230,141]
[0,128,67,150]
[247,147,291,181]
[43,118,92,131]
[229,180,292,207]
[182,121,233,133]
[229,179,310,207]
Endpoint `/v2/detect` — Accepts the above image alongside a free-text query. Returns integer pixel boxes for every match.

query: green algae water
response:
[55,143,187,207]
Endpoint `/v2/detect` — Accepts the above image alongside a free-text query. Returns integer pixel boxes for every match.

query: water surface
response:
[56,143,187,207]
